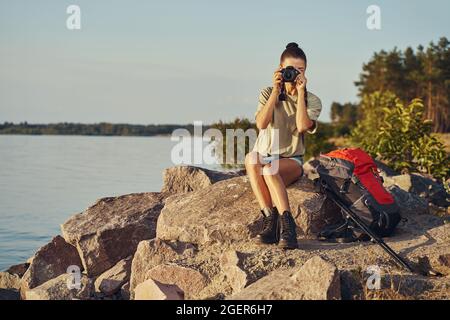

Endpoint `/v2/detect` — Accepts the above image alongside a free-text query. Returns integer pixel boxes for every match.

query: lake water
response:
[0,135,222,271]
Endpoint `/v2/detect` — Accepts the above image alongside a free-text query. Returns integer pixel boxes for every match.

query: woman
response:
[245,42,322,250]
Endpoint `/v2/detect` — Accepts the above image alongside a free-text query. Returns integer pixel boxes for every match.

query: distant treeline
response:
[329,37,450,134]
[0,122,204,136]
[355,37,450,133]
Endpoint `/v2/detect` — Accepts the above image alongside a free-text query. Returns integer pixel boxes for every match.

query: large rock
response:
[129,238,196,298]
[134,279,184,300]
[290,256,341,299]
[0,272,21,300]
[61,192,164,276]
[291,178,343,235]
[94,256,132,296]
[220,250,249,294]
[24,273,93,300]
[5,263,30,278]
[156,176,341,245]
[229,256,341,300]
[161,165,244,195]
[388,185,429,216]
[145,264,208,299]
[0,272,21,290]
[20,235,82,297]
[381,173,449,207]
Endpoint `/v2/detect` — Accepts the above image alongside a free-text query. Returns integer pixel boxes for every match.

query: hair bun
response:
[286,42,299,49]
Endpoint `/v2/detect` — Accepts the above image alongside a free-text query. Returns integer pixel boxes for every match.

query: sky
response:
[0,0,449,125]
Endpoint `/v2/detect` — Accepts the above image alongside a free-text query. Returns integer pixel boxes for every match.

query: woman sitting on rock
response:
[245,42,322,250]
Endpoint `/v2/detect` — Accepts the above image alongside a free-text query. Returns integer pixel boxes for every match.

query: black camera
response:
[278,66,301,101]
[281,66,300,83]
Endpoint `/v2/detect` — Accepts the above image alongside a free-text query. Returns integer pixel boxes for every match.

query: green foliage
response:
[351,92,450,180]
[351,91,399,149]
[355,37,450,133]
[304,122,336,159]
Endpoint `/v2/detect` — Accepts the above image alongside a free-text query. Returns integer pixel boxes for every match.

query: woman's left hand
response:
[295,73,307,94]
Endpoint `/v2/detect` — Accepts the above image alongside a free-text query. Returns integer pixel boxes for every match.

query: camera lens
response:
[284,70,294,81]
[282,67,298,82]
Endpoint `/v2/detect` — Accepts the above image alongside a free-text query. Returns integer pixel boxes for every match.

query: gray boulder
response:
[94,256,132,296]
[24,273,93,300]
[145,263,208,299]
[5,263,30,278]
[388,185,429,216]
[156,175,341,245]
[134,279,184,300]
[129,238,196,298]
[0,272,21,290]
[61,192,164,277]
[229,256,341,300]
[20,235,82,298]
[220,250,249,294]
[0,272,21,300]
[382,173,449,207]
[161,165,245,195]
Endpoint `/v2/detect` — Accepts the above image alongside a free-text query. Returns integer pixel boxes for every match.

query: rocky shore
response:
[1,161,449,300]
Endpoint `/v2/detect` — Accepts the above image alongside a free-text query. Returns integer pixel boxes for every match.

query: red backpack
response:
[315,148,401,239]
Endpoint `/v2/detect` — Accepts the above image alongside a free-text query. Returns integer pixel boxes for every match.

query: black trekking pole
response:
[322,187,415,273]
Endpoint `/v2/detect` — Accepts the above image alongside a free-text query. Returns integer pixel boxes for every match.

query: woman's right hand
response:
[272,67,283,94]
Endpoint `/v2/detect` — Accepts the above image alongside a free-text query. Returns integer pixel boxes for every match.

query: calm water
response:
[0,135,221,270]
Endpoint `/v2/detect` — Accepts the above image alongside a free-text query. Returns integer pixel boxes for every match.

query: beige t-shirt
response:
[252,87,322,157]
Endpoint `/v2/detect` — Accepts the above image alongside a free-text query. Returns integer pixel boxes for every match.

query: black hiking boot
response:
[279,211,298,250]
[257,207,280,244]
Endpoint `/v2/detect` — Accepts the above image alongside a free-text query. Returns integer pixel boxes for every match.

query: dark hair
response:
[280,42,307,64]
[280,42,308,106]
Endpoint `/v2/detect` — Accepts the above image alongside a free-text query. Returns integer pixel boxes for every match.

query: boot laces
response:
[281,213,296,237]
[261,212,275,232]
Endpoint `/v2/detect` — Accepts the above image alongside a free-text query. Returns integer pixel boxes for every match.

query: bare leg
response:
[262,159,303,213]
[245,152,273,209]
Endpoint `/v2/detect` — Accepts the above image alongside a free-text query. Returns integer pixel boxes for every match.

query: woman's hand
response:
[256,68,282,130]
[272,67,283,94]
[295,72,307,95]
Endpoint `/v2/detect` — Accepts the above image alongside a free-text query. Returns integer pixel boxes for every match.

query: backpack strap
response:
[351,174,360,185]
[340,174,361,194]
[339,178,351,194]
